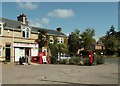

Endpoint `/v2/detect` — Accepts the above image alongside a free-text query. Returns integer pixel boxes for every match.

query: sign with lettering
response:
[13,43,38,48]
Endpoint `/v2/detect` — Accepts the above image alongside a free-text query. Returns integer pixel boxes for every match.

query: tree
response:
[98,25,119,56]
[80,28,95,50]
[68,29,81,56]
[104,36,118,51]
[38,29,47,52]
[49,40,69,63]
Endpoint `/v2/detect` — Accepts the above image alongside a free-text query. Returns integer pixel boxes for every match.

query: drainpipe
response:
[12,28,14,63]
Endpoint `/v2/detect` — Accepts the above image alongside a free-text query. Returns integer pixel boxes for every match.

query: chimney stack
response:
[56,27,62,32]
[17,14,28,26]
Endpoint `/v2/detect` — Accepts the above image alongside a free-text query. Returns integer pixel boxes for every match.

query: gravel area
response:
[1,58,119,84]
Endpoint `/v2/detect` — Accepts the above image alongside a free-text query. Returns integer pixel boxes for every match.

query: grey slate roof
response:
[31,26,66,36]
[0,17,66,37]
[0,17,24,30]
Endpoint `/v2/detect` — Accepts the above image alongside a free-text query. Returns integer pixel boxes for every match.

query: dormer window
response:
[22,28,30,38]
[0,23,3,36]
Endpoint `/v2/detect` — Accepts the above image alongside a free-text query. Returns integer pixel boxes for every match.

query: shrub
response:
[60,59,68,64]
[96,55,105,64]
[51,57,57,64]
[69,57,80,65]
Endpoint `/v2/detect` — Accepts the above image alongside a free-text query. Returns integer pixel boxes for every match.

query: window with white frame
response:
[0,48,2,57]
[50,36,54,44]
[22,28,30,38]
[0,23,3,36]
[57,37,64,44]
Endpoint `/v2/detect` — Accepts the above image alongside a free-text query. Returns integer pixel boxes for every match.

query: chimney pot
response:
[56,27,62,32]
[17,14,28,25]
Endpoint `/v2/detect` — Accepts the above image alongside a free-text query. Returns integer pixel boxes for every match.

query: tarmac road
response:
[1,57,119,84]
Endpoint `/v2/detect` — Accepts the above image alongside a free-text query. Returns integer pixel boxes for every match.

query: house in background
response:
[77,43,105,55]
[0,14,67,63]
[89,43,105,50]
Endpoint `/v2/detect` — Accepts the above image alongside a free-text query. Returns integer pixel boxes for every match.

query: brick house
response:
[0,14,67,63]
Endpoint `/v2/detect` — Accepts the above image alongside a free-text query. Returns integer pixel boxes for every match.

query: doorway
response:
[25,48,31,63]
[5,45,11,62]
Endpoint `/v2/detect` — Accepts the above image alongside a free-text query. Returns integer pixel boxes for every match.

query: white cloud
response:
[16,0,38,10]
[30,21,43,27]
[41,18,50,24]
[47,9,74,18]
[29,18,50,27]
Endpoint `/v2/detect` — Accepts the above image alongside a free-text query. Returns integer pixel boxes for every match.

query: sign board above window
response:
[13,43,38,48]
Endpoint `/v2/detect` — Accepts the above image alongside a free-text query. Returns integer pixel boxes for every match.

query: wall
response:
[0,28,38,62]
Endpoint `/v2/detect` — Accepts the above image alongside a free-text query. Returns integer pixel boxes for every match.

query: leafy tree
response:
[54,43,69,54]
[98,25,119,56]
[38,29,47,52]
[104,36,118,51]
[68,29,81,56]
[80,28,95,50]
[49,43,69,64]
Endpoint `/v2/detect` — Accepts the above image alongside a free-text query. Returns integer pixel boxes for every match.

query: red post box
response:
[89,50,93,64]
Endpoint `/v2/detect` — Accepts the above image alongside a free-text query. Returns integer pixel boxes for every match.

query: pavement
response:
[1,58,119,84]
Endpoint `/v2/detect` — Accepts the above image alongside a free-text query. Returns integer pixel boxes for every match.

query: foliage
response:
[49,44,58,59]
[60,59,68,64]
[55,43,69,54]
[38,29,47,52]
[68,29,81,56]
[69,57,80,65]
[80,28,95,49]
[98,25,119,56]
[51,57,57,64]
[104,36,118,51]
[49,43,69,63]
[96,55,105,64]
[68,28,96,56]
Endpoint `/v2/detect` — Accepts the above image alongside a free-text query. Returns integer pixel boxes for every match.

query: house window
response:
[50,36,54,44]
[26,28,29,38]
[0,48,1,57]
[58,37,64,44]
[22,28,30,38]
[0,23,3,36]
[0,27,1,35]
[61,38,64,43]
[22,30,25,38]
